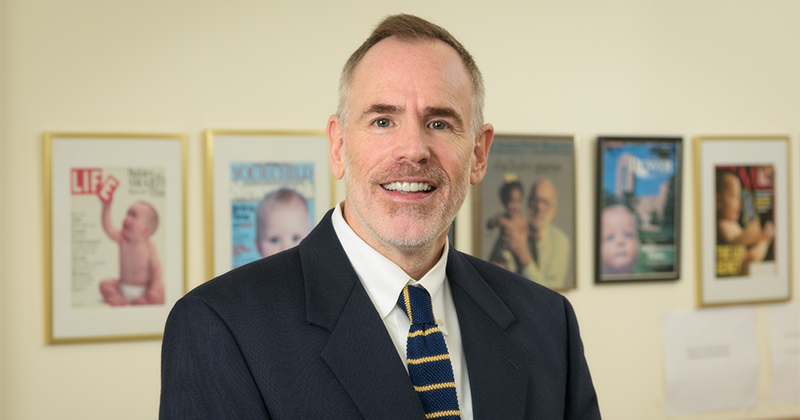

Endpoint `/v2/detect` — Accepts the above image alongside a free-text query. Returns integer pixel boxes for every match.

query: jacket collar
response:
[299,210,529,419]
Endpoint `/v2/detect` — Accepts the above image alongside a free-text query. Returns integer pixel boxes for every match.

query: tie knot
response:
[397,285,436,325]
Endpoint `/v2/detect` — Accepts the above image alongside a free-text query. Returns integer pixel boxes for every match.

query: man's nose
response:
[392,125,431,163]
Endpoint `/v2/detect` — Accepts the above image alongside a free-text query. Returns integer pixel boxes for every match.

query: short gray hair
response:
[337,14,485,135]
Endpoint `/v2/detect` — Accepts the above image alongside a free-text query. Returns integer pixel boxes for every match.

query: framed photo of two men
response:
[595,136,683,283]
[694,136,792,307]
[473,134,577,291]
[43,132,187,343]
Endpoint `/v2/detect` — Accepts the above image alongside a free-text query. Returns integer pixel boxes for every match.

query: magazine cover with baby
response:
[229,162,316,268]
[70,167,167,308]
[598,138,680,281]
[714,165,776,278]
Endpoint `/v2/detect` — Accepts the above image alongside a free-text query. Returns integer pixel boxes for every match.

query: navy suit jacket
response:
[160,210,601,419]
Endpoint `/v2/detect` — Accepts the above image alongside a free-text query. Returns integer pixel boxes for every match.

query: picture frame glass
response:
[596,137,682,283]
[45,133,186,343]
[474,135,576,290]
[696,136,791,306]
[206,131,333,278]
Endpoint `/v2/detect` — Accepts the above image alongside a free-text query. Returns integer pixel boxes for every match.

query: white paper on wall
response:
[662,306,758,416]
[768,303,800,404]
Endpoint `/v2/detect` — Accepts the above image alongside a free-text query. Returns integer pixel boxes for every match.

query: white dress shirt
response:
[331,203,473,419]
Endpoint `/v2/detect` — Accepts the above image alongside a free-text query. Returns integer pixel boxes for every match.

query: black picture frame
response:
[595,136,682,283]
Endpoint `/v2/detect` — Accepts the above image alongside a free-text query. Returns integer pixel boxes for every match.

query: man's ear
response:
[327,115,345,180]
[470,123,494,185]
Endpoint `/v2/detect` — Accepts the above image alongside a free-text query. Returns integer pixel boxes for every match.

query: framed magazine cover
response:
[595,136,682,283]
[694,135,792,307]
[44,132,187,343]
[205,130,333,279]
[473,134,577,291]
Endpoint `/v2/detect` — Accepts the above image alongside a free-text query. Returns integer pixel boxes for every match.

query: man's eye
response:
[429,121,448,130]
[374,118,391,128]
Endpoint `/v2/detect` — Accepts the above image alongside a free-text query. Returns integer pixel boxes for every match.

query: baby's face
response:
[257,203,311,257]
[122,203,154,240]
[717,175,741,222]
[506,188,523,217]
[601,207,639,272]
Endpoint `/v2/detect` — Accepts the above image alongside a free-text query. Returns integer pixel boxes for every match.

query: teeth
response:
[382,181,432,192]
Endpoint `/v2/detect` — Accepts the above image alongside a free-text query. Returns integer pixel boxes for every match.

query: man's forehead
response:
[535,181,557,197]
[350,37,471,94]
[361,36,463,66]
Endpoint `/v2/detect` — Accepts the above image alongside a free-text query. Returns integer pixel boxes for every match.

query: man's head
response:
[123,201,159,240]
[336,14,486,136]
[528,178,559,231]
[327,14,493,258]
[255,188,311,257]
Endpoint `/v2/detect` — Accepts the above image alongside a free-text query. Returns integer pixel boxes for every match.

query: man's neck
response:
[341,204,446,280]
[530,222,550,241]
[381,241,445,281]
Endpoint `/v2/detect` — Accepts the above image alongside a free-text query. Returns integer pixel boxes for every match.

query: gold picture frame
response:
[44,132,187,343]
[694,135,792,307]
[204,130,334,279]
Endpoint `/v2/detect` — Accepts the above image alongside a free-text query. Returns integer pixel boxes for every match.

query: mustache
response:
[371,161,447,187]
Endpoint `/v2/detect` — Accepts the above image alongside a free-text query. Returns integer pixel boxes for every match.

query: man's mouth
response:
[381,181,433,193]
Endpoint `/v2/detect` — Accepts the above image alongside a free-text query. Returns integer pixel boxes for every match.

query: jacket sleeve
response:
[562,297,602,419]
[159,295,271,420]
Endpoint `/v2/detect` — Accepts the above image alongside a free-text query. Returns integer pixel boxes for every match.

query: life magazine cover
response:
[600,141,678,277]
[714,165,776,278]
[70,167,166,308]
[229,162,316,268]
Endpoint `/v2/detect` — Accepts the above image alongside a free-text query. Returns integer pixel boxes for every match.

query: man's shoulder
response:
[452,250,564,302]
[181,247,305,310]
[548,223,569,240]
[449,249,572,335]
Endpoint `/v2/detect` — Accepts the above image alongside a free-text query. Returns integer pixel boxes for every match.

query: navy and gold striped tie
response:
[398,285,461,420]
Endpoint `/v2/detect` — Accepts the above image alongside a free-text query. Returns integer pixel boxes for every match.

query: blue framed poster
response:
[595,136,682,282]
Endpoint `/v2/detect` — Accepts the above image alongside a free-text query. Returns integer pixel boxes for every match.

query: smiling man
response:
[160,14,601,420]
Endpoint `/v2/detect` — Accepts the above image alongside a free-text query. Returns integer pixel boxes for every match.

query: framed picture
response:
[473,134,576,290]
[205,130,333,279]
[694,135,792,307]
[43,132,187,343]
[595,136,682,283]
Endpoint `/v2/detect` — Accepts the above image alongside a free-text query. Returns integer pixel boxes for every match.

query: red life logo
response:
[71,168,103,195]
[98,175,120,203]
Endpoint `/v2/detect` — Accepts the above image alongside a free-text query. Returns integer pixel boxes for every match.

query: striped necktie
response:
[397,285,461,420]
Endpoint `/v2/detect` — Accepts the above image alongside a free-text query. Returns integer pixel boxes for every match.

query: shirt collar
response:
[331,202,449,324]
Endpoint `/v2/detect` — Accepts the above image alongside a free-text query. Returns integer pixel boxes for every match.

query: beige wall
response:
[1,1,798,419]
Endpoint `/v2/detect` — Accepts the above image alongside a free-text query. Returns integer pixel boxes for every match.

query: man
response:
[160,14,600,419]
[503,178,571,289]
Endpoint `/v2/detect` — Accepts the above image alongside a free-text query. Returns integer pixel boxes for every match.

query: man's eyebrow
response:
[362,103,403,117]
[424,107,465,129]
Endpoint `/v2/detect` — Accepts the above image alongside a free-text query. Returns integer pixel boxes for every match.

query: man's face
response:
[328,37,492,253]
[528,181,558,230]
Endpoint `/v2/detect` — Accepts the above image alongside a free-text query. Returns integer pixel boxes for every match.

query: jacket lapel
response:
[300,211,425,419]
[447,248,530,420]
